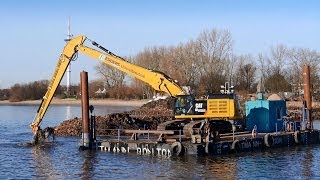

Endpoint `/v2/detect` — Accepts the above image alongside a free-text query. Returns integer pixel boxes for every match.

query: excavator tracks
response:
[157,119,206,138]
[157,119,189,131]
[183,120,205,138]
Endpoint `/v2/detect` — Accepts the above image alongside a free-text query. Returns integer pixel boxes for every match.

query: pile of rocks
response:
[54,98,174,136]
[286,101,320,120]
[54,118,82,136]
[129,98,174,117]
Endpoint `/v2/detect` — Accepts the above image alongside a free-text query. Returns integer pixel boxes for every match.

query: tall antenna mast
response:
[64,17,73,96]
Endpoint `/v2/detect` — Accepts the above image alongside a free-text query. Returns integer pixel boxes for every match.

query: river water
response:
[1,104,320,179]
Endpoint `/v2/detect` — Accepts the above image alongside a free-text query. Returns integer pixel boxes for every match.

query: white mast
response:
[65,17,72,96]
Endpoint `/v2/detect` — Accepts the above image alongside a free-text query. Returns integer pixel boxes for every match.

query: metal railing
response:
[95,128,184,142]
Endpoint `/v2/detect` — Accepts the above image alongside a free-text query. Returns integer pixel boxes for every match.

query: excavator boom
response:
[30,36,86,134]
[30,35,185,134]
[77,39,185,96]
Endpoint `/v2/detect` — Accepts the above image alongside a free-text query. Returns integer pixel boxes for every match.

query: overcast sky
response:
[0,0,319,88]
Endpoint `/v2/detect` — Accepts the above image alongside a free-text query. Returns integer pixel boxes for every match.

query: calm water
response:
[1,105,320,179]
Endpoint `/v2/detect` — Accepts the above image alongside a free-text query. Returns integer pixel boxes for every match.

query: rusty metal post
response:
[81,71,90,148]
[303,64,312,129]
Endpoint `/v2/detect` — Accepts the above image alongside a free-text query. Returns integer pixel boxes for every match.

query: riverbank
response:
[0,98,149,107]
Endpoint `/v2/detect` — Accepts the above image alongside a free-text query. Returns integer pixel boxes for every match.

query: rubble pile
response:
[129,98,174,117]
[54,98,174,136]
[286,101,320,120]
[54,118,82,136]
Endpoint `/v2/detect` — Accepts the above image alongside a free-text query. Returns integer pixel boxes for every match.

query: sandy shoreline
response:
[0,98,150,107]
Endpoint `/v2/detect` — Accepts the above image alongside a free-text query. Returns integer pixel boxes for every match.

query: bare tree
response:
[270,45,288,75]
[131,79,154,99]
[287,47,320,97]
[88,80,105,98]
[234,55,257,92]
[196,29,233,94]
[164,41,201,91]
[135,46,165,70]
[133,46,168,97]
[94,62,126,88]
[258,45,291,92]
[257,53,271,81]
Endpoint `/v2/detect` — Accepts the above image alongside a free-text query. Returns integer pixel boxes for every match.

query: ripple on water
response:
[2,106,320,179]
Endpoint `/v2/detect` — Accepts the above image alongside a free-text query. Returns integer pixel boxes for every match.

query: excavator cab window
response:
[175,95,195,115]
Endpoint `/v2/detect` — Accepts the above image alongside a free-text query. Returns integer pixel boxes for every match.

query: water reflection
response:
[205,156,237,179]
[80,150,97,179]
[31,144,58,178]
[302,147,314,178]
[65,106,72,120]
[167,156,237,179]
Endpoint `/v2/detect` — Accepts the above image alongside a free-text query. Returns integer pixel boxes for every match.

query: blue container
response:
[245,98,286,133]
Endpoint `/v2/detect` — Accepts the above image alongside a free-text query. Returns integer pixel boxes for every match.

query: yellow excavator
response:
[30,35,243,142]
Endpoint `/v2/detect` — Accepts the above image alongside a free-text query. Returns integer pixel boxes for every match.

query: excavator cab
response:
[174,95,195,115]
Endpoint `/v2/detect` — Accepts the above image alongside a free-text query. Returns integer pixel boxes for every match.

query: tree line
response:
[96,29,320,99]
[0,79,139,102]
[1,28,320,101]
[0,80,52,102]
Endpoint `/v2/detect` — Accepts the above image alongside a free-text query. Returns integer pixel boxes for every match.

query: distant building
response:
[95,88,107,98]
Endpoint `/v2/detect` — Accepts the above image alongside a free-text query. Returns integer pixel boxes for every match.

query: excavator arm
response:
[30,35,185,134]
[30,35,86,134]
[77,38,185,96]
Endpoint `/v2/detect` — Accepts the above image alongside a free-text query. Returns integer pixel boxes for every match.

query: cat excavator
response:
[30,35,243,143]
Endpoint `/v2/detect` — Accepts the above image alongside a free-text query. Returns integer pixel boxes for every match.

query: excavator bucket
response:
[32,127,55,145]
